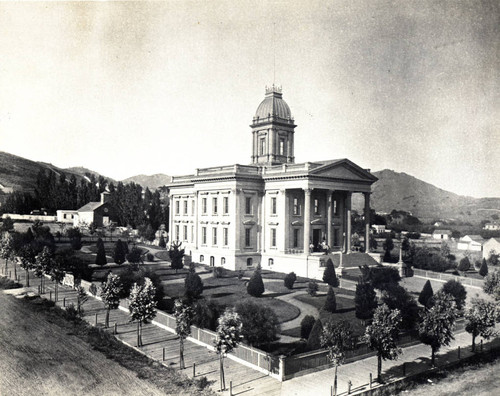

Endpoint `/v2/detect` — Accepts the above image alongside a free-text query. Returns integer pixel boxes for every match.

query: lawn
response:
[0,289,213,396]
[164,275,300,324]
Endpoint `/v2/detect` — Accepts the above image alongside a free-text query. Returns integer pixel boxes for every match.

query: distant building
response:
[56,210,78,223]
[483,238,500,260]
[484,222,500,231]
[74,192,112,228]
[457,235,484,252]
[432,229,452,240]
[372,224,386,234]
[0,183,14,194]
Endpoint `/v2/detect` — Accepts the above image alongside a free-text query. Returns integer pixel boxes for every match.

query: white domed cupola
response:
[251,85,296,166]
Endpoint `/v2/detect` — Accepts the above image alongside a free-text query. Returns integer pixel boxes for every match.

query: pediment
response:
[310,159,377,182]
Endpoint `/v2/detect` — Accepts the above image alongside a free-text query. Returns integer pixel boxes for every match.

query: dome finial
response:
[265,84,282,95]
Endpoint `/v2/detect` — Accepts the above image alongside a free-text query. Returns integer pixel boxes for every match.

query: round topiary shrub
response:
[247,266,265,297]
[307,280,318,296]
[284,272,297,290]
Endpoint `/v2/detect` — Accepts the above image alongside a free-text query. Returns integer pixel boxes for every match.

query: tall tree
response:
[95,238,107,266]
[320,320,355,396]
[381,284,420,330]
[0,232,14,275]
[247,264,265,297]
[35,246,54,294]
[355,280,378,320]
[113,239,126,264]
[418,280,434,307]
[465,298,498,352]
[169,241,185,273]
[441,280,467,311]
[323,286,337,313]
[322,259,339,287]
[418,291,458,367]
[100,273,123,328]
[0,216,14,233]
[184,262,203,299]
[479,259,489,277]
[363,304,402,383]
[173,299,193,369]
[18,245,36,287]
[76,285,88,317]
[214,308,243,392]
[128,278,157,347]
[383,237,394,262]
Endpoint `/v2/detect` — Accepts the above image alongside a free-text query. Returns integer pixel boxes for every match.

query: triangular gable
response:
[310,159,378,182]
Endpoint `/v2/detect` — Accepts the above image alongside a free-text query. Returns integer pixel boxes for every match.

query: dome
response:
[254,85,292,120]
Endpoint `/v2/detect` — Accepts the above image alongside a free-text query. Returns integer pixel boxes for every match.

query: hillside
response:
[121,174,171,190]
[0,151,86,194]
[65,167,117,184]
[353,169,500,223]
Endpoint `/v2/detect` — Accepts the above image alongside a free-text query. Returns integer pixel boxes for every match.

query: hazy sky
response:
[0,1,498,197]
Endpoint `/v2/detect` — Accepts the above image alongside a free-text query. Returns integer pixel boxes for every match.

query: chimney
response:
[101,192,110,204]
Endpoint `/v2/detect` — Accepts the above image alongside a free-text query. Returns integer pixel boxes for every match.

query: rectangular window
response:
[223,196,229,214]
[314,198,319,215]
[183,225,187,241]
[202,227,207,245]
[175,200,180,215]
[293,197,300,215]
[293,229,299,248]
[213,197,218,215]
[212,227,217,245]
[191,226,194,243]
[202,198,207,214]
[175,225,180,241]
[271,197,277,215]
[223,227,228,246]
[191,200,195,216]
[245,197,251,215]
[271,228,277,247]
[279,139,285,155]
[183,200,188,215]
[333,199,338,215]
[245,228,251,247]
[260,138,265,155]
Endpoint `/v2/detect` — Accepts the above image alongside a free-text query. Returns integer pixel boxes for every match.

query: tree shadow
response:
[211,292,234,298]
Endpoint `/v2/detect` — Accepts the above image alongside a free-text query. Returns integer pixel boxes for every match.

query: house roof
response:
[77,201,103,212]
[467,235,485,243]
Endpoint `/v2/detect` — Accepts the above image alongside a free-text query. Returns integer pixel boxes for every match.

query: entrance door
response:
[210,256,215,267]
[313,229,321,251]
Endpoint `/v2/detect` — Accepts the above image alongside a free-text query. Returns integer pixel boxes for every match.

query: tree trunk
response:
[5,258,8,275]
[472,335,476,352]
[334,365,338,396]
[105,308,110,328]
[14,261,17,279]
[377,354,383,383]
[180,338,184,369]
[26,270,30,287]
[137,321,141,347]
[431,348,436,367]
[219,354,225,391]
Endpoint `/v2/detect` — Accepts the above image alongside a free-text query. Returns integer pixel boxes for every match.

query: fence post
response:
[331,385,334,396]
[9,271,11,278]
[369,373,372,389]
[49,291,52,301]
[230,380,233,396]
[63,297,66,307]
[402,362,406,376]
[279,355,286,381]
[95,313,98,326]
[458,346,461,359]
[347,380,352,394]
[481,339,483,352]
[193,363,196,377]
[163,347,166,361]
[114,322,118,335]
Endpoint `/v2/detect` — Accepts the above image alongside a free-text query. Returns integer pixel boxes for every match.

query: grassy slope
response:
[0,291,212,396]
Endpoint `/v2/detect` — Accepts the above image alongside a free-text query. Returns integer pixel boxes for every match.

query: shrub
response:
[95,238,107,266]
[237,270,244,280]
[323,286,337,313]
[355,280,377,320]
[235,301,280,346]
[169,241,185,273]
[146,253,154,262]
[483,270,500,297]
[322,259,339,287]
[441,280,467,311]
[192,300,224,331]
[113,239,126,264]
[307,280,319,296]
[300,315,316,339]
[247,265,265,297]
[306,319,323,351]
[360,265,401,291]
[213,266,225,278]
[64,303,81,321]
[418,280,434,307]
[479,259,489,277]
[158,235,166,248]
[185,263,204,299]
[89,283,97,296]
[284,272,297,289]
[458,257,471,272]
[381,283,420,330]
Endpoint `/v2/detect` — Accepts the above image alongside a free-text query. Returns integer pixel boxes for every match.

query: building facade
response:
[168,86,377,277]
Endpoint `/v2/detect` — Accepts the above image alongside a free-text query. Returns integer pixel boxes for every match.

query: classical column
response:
[270,128,275,161]
[194,192,199,249]
[364,192,371,253]
[169,195,175,244]
[303,188,311,254]
[327,190,334,248]
[346,192,352,254]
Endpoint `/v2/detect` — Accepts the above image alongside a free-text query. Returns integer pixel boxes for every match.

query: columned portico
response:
[303,188,311,252]
[364,192,371,252]
[345,192,352,253]
[327,190,334,248]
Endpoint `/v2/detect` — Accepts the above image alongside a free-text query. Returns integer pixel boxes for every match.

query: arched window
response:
[200,255,204,263]
[210,256,215,267]
[268,258,274,266]
[221,257,226,265]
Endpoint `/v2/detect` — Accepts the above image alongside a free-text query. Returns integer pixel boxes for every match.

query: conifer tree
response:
[95,238,107,266]
[113,239,126,264]
[323,286,337,313]
[418,280,434,307]
[355,280,378,320]
[184,262,203,299]
[307,319,324,351]
[247,264,265,297]
[322,259,339,287]
[479,258,489,277]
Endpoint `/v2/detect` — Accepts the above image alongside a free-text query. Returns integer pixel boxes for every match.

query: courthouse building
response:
[168,86,377,278]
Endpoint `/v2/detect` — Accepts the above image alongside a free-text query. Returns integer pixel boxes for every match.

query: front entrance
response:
[312,229,321,252]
